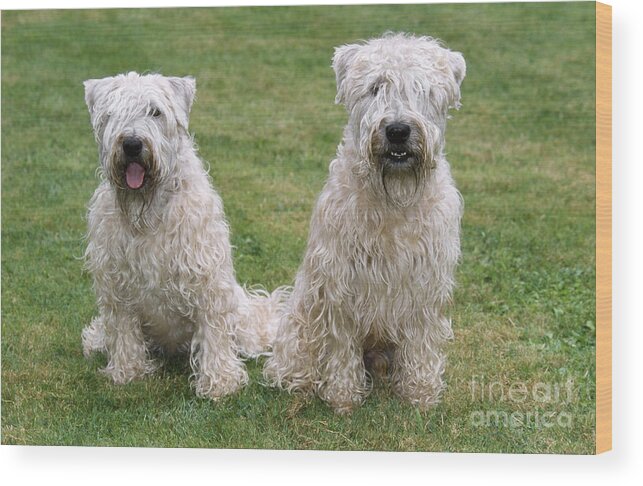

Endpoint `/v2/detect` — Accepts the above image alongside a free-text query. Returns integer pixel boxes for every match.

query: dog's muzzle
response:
[382,122,415,165]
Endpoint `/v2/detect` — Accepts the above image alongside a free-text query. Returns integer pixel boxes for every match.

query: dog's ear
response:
[446,50,466,108]
[84,77,113,129]
[83,78,101,113]
[332,43,361,105]
[167,76,196,129]
[83,76,114,115]
[448,50,466,88]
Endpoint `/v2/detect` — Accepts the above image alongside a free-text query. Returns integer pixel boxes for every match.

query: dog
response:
[81,72,283,399]
[264,34,465,413]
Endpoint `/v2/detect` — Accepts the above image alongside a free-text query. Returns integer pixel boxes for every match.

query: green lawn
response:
[1,3,596,453]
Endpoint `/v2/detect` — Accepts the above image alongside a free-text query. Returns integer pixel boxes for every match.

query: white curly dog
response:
[264,33,466,413]
[81,72,283,400]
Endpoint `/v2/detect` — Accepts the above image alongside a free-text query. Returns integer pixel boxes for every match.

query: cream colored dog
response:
[81,72,283,400]
[264,34,465,413]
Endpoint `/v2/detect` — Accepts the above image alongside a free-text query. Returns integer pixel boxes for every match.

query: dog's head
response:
[333,33,465,206]
[84,72,196,194]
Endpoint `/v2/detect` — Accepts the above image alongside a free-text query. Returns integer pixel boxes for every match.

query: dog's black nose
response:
[385,123,411,144]
[122,137,143,157]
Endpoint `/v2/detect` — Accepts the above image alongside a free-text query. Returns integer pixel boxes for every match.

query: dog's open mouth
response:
[125,162,146,190]
[385,149,412,164]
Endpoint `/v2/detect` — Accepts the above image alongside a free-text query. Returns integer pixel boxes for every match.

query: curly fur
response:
[81,72,285,399]
[264,33,466,413]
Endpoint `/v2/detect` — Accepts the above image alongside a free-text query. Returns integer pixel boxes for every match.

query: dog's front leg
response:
[393,311,450,410]
[190,307,248,400]
[101,305,157,384]
[316,304,368,414]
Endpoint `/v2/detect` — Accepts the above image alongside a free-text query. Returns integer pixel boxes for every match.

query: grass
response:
[1,3,596,453]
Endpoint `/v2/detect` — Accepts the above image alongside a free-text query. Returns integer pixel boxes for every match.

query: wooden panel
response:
[595,1,612,455]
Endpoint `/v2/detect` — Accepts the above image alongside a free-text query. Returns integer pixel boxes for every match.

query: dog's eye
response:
[370,85,380,96]
[150,107,162,118]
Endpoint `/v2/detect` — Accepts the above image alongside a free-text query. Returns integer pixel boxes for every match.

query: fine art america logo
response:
[468,375,575,429]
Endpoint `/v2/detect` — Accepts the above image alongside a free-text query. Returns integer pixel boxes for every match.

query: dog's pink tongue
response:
[125,162,145,189]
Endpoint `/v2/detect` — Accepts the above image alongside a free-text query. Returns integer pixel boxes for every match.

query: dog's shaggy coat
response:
[81,72,282,399]
[264,34,465,413]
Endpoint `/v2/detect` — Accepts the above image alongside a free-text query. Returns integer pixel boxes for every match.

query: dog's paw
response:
[193,366,249,400]
[81,317,107,358]
[101,359,158,384]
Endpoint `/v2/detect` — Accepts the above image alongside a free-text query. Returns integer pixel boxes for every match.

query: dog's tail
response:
[234,285,291,358]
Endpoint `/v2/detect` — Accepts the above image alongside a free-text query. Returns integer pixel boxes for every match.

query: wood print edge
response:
[595,0,612,455]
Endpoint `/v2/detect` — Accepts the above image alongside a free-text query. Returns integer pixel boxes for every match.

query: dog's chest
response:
[345,221,434,337]
[110,226,200,314]
[350,217,433,292]
[119,229,202,350]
